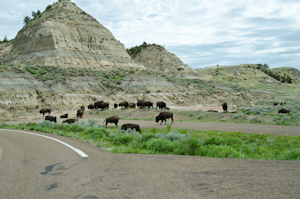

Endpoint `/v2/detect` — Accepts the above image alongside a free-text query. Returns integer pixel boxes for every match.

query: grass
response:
[1,120,300,160]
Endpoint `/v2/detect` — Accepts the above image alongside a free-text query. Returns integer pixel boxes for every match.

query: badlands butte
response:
[0,0,299,118]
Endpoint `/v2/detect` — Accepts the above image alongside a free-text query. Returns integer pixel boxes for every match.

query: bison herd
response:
[40,100,174,133]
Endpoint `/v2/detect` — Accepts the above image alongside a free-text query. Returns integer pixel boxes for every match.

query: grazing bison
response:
[121,123,141,133]
[63,119,78,124]
[156,111,174,125]
[94,101,109,110]
[280,102,283,105]
[137,100,145,108]
[274,102,278,106]
[60,114,68,118]
[45,116,57,123]
[88,104,95,109]
[114,103,118,109]
[143,101,153,109]
[278,108,290,114]
[165,107,170,110]
[128,102,136,108]
[156,101,166,110]
[222,103,228,112]
[119,101,129,108]
[40,108,51,116]
[77,107,84,118]
[103,116,119,127]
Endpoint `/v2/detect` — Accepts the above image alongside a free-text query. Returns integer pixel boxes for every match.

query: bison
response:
[60,113,68,118]
[137,100,145,108]
[143,101,153,109]
[128,102,136,108]
[278,108,290,114]
[165,107,170,110]
[103,116,119,127]
[121,123,141,133]
[156,111,174,125]
[45,116,57,123]
[119,101,129,108]
[156,101,166,110]
[63,119,78,124]
[222,103,228,112]
[114,103,118,109]
[77,107,84,118]
[88,104,95,109]
[274,102,278,106]
[94,101,109,110]
[40,108,51,116]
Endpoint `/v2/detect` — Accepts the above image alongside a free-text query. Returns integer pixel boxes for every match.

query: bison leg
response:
[171,117,174,124]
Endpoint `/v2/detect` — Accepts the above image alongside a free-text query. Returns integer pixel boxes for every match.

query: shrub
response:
[119,128,142,138]
[113,134,136,146]
[250,117,262,123]
[233,113,244,119]
[155,130,191,141]
[197,114,203,120]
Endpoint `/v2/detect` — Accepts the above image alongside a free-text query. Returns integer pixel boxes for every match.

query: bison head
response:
[155,116,159,123]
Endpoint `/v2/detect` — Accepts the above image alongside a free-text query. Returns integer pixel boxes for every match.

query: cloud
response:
[0,0,299,69]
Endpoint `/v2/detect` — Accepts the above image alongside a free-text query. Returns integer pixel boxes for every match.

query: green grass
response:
[1,120,300,160]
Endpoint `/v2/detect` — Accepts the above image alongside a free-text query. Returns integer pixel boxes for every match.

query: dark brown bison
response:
[114,103,118,109]
[119,101,129,108]
[222,103,228,112]
[156,111,174,125]
[156,101,166,110]
[278,108,290,114]
[40,108,51,116]
[60,114,68,118]
[80,105,85,111]
[45,116,57,123]
[274,102,278,106]
[94,101,109,110]
[137,100,145,108]
[165,107,170,110]
[128,102,136,108]
[143,101,153,109]
[63,119,78,124]
[77,107,84,118]
[280,102,283,105]
[103,116,119,127]
[88,104,95,109]
[121,123,141,133]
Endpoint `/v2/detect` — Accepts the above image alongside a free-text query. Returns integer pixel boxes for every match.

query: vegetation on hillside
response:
[0,35,10,44]
[126,42,165,59]
[1,121,299,160]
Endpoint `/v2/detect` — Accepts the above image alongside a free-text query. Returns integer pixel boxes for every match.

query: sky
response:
[0,0,300,70]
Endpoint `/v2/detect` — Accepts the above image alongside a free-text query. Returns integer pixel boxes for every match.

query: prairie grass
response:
[1,121,300,161]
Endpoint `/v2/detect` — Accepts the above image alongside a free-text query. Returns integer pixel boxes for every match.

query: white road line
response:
[0,146,2,160]
[0,129,88,158]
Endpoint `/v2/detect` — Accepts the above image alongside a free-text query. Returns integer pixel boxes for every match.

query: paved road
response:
[1,128,300,198]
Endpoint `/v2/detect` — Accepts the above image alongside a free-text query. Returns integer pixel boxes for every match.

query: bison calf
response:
[103,116,119,127]
[156,111,174,125]
[63,119,78,124]
[45,116,57,123]
[121,123,141,133]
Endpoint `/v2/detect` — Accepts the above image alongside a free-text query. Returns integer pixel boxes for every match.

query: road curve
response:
[1,129,300,198]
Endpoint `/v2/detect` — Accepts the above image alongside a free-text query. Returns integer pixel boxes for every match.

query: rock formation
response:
[127,43,195,74]
[2,0,145,70]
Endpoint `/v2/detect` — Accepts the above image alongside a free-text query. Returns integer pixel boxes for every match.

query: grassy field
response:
[1,120,299,160]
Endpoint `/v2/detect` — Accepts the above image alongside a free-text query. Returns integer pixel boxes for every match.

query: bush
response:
[197,114,203,120]
[250,117,262,123]
[113,134,136,146]
[155,130,191,141]
[233,113,244,119]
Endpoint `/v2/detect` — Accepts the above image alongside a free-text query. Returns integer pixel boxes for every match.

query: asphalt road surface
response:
[1,127,300,198]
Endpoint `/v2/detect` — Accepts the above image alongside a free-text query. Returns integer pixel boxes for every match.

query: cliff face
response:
[127,44,195,74]
[2,0,145,70]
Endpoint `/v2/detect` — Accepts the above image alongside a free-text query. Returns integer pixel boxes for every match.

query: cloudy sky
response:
[1,0,300,69]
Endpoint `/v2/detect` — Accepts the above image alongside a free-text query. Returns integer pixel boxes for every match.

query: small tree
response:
[23,16,31,25]
[3,35,8,42]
